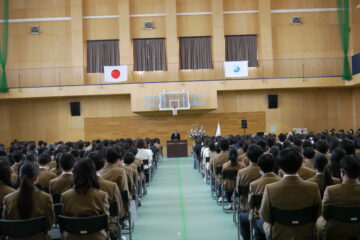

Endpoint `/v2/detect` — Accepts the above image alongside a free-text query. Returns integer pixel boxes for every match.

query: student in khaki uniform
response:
[61,158,109,240]
[123,152,139,186]
[317,155,360,240]
[259,147,322,240]
[89,151,125,240]
[307,154,340,197]
[100,147,130,196]
[222,148,244,209]
[209,142,219,179]
[3,162,54,240]
[214,139,230,202]
[37,153,57,189]
[236,144,263,240]
[49,152,75,196]
[0,159,15,207]
[248,154,281,240]
[10,150,23,176]
[116,148,135,197]
[303,147,316,169]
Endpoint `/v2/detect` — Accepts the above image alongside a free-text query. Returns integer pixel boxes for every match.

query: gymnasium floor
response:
[133,157,237,240]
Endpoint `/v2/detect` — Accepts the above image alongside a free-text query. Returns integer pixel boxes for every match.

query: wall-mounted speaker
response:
[268,94,278,109]
[70,102,81,116]
[241,120,248,129]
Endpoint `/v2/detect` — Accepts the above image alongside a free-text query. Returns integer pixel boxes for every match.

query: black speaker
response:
[268,94,278,109]
[241,120,247,129]
[70,102,81,116]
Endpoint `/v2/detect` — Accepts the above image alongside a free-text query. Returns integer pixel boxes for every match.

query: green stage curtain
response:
[0,0,9,92]
[337,0,352,81]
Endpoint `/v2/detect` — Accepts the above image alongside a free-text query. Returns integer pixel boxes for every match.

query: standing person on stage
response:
[171,129,181,141]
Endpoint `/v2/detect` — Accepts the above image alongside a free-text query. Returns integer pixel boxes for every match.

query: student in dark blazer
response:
[3,162,54,240]
[171,130,181,141]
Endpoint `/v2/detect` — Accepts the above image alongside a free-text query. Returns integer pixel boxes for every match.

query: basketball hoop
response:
[170,100,179,116]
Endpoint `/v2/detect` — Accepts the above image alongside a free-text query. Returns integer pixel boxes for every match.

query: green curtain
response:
[337,0,352,81]
[0,0,9,92]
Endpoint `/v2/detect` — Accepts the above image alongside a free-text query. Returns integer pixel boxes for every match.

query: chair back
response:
[58,214,108,235]
[215,166,223,175]
[269,205,319,226]
[52,193,62,204]
[0,216,47,238]
[109,201,119,217]
[205,157,210,163]
[0,206,3,219]
[324,205,360,223]
[237,185,249,196]
[142,159,149,166]
[222,170,238,180]
[250,194,263,209]
[121,191,130,210]
[54,203,63,218]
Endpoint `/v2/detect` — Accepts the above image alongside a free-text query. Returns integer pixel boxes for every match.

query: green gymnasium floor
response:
[133,157,237,240]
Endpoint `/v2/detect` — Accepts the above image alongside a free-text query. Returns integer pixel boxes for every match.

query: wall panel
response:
[224,13,259,35]
[83,0,119,16]
[83,19,119,40]
[176,0,211,13]
[223,0,259,11]
[177,15,212,37]
[10,0,70,18]
[271,0,337,9]
[130,0,165,14]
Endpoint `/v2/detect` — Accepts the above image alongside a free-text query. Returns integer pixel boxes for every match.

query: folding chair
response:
[0,216,47,238]
[109,200,122,240]
[215,166,223,206]
[205,157,211,184]
[249,194,263,240]
[120,190,133,240]
[52,193,62,204]
[221,169,238,213]
[59,214,109,239]
[269,205,319,240]
[236,185,249,240]
[0,206,3,219]
[323,205,360,240]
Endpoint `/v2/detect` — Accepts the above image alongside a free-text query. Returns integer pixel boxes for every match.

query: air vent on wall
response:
[30,26,41,34]
[292,17,302,25]
[144,21,154,30]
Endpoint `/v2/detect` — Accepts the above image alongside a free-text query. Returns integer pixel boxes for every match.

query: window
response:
[133,38,167,71]
[87,40,120,73]
[225,35,258,67]
[179,36,213,70]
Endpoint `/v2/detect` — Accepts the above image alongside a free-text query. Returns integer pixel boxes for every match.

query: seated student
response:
[10,150,23,176]
[89,151,125,240]
[61,158,110,240]
[123,151,139,186]
[317,155,360,240]
[259,148,321,240]
[135,139,153,184]
[222,147,244,210]
[0,159,15,207]
[116,147,135,197]
[236,144,263,240]
[316,140,331,160]
[248,154,281,240]
[37,153,57,190]
[329,147,346,180]
[3,162,54,239]
[214,138,230,203]
[307,154,340,197]
[303,147,316,169]
[100,148,129,194]
[49,152,75,196]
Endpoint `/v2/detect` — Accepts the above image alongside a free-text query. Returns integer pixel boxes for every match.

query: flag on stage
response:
[104,66,128,82]
[224,61,248,78]
[215,122,221,137]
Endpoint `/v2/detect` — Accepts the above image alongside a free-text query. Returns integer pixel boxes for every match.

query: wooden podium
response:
[166,140,188,158]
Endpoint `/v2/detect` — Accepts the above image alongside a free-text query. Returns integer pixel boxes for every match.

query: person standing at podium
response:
[171,129,181,141]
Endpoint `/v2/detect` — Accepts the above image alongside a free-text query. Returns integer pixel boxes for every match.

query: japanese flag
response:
[104,66,128,82]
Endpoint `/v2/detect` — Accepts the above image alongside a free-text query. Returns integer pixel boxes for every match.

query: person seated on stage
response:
[307,154,340,198]
[0,158,15,207]
[171,129,181,141]
[37,152,57,191]
[214,138,230,203]
[303,147,316,169]
[49,152,75,196]
[248,153,281,240]
[61,158,109,240]
[259,147,321,240]
[222,147,244,210]
[236,144,263,240]
[3,162,54,239]
[316,155,360,240]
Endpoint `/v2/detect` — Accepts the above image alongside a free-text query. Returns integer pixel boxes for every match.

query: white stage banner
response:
[224,61,248,78]
[104,66,128,82]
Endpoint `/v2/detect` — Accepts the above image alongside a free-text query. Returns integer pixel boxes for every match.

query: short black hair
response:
[276,147,302,174]
[256,140,267,152]
[303,147,315,159]
[313,154,328,172]
[87,151,105,171]
[258,154,275,173]
[278,133,287,142]
[219,139,229,151]
[340,139,355,155]
[340,155,360,179]
[246,144,263,163]
[59,152,75,171]
[12,150,24,163]
[124,152,135,165]
[105,147,119,164]
[316,140,329,154]
[38,153,51,166]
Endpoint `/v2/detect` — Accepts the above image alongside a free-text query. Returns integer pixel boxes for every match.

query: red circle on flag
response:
[111,69,121,79]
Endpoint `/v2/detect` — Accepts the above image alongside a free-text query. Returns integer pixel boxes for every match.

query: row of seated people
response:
[0,137,162,240]
[194,130,360,240]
